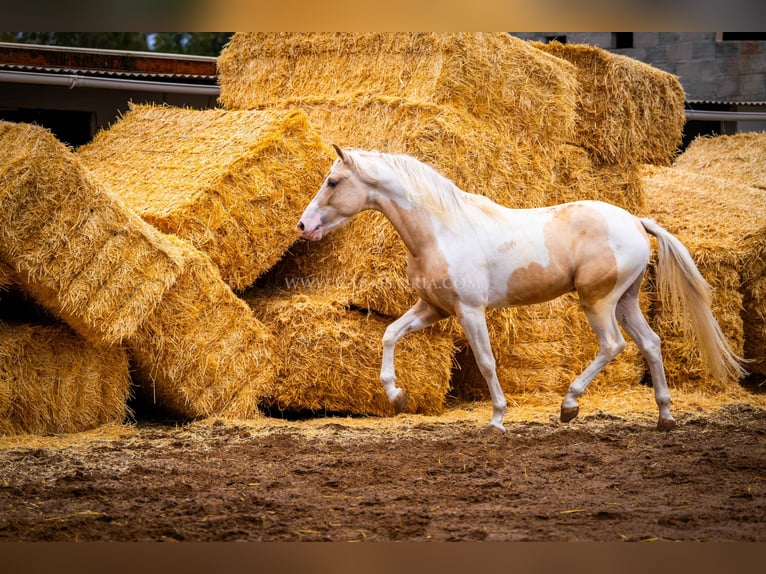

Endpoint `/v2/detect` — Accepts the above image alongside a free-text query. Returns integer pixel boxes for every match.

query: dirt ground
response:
[1,400,765,542]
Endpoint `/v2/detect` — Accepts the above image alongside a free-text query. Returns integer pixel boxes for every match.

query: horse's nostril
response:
[297,221,305,231]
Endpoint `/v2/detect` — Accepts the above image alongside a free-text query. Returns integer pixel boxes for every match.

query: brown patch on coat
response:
[376,198,458,315]
[505,204,618,307]
[569,207,619,307]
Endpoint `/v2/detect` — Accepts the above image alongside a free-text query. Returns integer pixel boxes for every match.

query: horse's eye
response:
[327,179,338,188]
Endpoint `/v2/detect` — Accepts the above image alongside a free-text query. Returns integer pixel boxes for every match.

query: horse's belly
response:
[494,279,574,307]
[489,260,575,308]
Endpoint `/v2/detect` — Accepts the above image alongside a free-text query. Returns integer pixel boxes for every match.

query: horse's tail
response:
[640,217,746,383]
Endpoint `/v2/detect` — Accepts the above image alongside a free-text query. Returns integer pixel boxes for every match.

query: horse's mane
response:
[350,150,481,230]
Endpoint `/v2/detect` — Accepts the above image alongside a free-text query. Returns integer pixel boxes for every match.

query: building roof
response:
[686,99,766,108]
[0,42,218,85]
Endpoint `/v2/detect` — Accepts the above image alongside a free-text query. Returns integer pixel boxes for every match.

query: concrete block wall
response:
[510,32,766,103]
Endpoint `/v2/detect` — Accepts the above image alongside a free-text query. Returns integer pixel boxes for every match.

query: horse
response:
[297,145,745,432]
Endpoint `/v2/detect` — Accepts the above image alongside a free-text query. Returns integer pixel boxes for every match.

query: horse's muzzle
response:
[297,213,324,241]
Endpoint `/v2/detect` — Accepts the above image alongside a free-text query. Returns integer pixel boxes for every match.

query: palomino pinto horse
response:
[298,146,744,432]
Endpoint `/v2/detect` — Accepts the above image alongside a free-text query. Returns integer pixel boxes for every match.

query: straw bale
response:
[551,145,645,214]
[534,41,685,166]
[673,132,766,191]
[641,166,766,387]
[0,121,278,420]
[449,294,647,403]
[0,321,130,435]
[243,287,454,417]
[78,105,334,290]
[0,120,185,345]
[218,32,580,147]
[128,235,278,419]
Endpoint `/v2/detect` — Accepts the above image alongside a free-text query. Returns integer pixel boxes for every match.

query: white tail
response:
[641,218,746,382]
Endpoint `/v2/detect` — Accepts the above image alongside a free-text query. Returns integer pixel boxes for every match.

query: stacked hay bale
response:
[244,287,454,416]
[219,33,685,408]
[78,105,334,291]
[126,235,278,418]
[220,33,585,408]
[656,132,766,380]
[0,121,277,422]
[534,41,686,167]
[744,274,766,379]
[218,33,577,146]
[673,132,766,190]
[0,321,130,435]
[1,257,130,435]
[534,40,686,214]
[641,165,766,389]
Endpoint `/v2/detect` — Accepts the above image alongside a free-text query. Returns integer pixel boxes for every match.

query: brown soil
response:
[1,402,765,542]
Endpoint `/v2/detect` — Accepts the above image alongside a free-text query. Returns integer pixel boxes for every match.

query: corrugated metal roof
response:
[687,99,766,107]
[0,42,217,84]
[0,62,217,83]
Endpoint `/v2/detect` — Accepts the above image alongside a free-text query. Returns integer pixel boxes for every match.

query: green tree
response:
[0,32,149,51]
[150,33,233,56]
[0,33,233,56]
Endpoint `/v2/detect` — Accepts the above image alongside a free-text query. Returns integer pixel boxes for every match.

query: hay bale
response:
[218,32,580,147]
[668,134,766,377]
[262,97,570,207]
[534,41,686,166]
[673,133,766,190]
[0,121,277,420]
[78,105,334,290]
[641,166,766,387]
[243,287,454,417]
[128,235,278,419]
[0,120,184,345]
[551,144,645,213]
[0,321,130,435]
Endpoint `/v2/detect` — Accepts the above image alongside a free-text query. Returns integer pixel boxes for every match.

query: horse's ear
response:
[332,144,347,163]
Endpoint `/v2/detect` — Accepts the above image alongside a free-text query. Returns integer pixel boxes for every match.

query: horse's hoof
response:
[392,391,408,414]
[485,423,506,435]
[657,417,676,432]
[560,405,579,423]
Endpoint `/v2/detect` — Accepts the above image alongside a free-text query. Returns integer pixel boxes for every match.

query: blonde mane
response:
[350,150,481,230]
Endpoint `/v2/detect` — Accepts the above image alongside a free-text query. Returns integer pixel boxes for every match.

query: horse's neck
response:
[371,190,443,259]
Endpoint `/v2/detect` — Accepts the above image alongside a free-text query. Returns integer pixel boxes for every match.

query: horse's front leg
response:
[456,304,507,433]
[380,299,445,413]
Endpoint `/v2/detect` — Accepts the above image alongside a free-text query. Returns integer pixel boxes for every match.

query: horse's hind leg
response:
[616,281,676,431]
[561,301,626,423]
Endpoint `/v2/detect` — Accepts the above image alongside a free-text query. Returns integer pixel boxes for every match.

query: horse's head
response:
[297,145,373,241]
